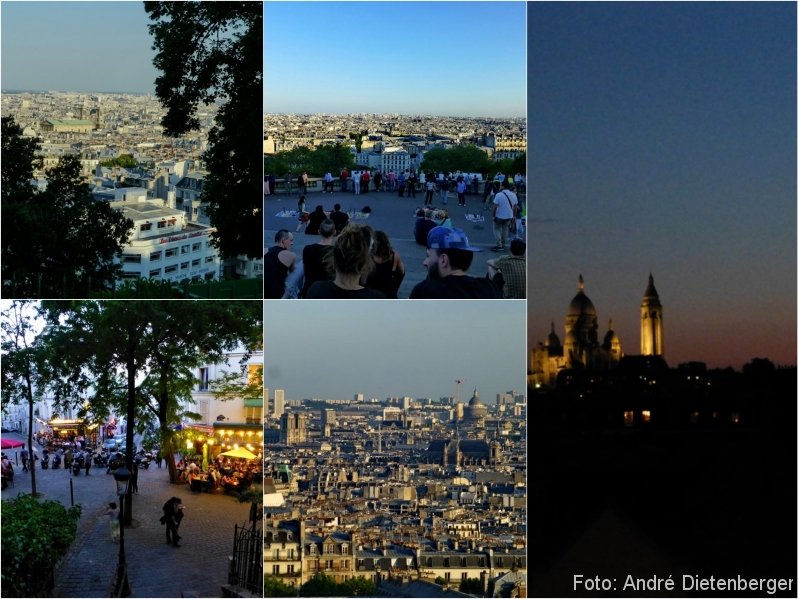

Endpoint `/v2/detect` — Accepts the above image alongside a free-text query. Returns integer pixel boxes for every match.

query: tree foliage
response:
[1,494,82,597]
[0,302,52,497]
[39,300,262,521]
[100,154,137,168]
[492,152,526,177]
[264,575,297,598]
[265,143,355,179]
[1,117,134,298]
[460,577,484,595]
[145,2,262,260]
[299,572,375,597]
[420,145,492,175]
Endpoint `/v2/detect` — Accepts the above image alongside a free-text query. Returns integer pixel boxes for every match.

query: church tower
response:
[640,274,663,356]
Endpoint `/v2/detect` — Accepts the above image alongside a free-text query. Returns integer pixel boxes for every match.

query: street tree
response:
[264,143,355,179]
[40,300,262,523]
[1,117,133,298]
[0,301,49,497]
[420,145,492,175]
[145,2,262,260]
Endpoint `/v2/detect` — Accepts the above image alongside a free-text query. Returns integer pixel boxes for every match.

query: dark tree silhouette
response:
[1,117,133,298]
[145,2,263,260]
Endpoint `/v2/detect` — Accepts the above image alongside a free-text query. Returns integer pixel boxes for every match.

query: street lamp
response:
[113,466,131,597]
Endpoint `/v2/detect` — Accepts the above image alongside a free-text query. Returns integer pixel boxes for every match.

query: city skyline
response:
[1,2,158,94]
[264,301,527,402]
[264,1,526,117]
[529,2,796,370]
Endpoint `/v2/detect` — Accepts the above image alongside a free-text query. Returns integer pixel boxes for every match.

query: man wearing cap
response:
[410,226,501,299]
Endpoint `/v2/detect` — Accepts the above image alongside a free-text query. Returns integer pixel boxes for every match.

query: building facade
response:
[112,199,221,283]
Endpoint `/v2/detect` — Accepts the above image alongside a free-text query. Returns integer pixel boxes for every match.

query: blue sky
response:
[1,1,157,93]
[264,1,526,116]
[264,301,527,402]
[529,2,796,369]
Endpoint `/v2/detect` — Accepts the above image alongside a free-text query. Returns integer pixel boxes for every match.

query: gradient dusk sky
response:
[264,1,526,117]
[264,301,527,402]
[1,1,157,93]
[529,2,796,369]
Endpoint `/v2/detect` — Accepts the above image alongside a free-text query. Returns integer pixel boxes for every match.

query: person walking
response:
[20,446,28,472]
[161,497,184,547]
[106,502,121,543]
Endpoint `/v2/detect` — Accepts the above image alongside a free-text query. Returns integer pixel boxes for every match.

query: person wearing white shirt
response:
[491,180,518,252]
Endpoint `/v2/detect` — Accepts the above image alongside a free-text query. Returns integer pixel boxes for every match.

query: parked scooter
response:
[52,454,62,469]
[41,450,50,469]
[134,451,151,469]
[94,453,109,468]
[72,454,84,476]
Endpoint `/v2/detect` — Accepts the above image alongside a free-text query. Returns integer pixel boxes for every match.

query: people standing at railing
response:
[440,176,450,205]
[284,171,293,195]
[407,171,417,198]
[353,171,361,195]
[456,177,467,206]
[340,167,349,192]
[323,171,334,193]
[387,170,396,192]
[298,171,309,195]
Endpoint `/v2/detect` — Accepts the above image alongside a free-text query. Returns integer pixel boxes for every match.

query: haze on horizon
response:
[1,2,157,94]
[264,302,527,402]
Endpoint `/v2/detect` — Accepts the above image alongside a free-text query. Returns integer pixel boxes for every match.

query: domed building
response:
[530,274,666,388]
[464,388,488,424]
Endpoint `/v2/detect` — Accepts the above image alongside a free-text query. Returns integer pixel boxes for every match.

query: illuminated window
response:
[731,412,741,424]
[690,411,700,424]
[623,411,634,426]
[641,410,651,423]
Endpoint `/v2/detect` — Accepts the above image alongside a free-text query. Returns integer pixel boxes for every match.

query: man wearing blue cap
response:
[410,226,501,299]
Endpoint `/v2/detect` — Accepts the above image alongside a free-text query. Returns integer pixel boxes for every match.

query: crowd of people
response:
[265,169,525,199]
[265,166,526,299]
[176,454,262,495]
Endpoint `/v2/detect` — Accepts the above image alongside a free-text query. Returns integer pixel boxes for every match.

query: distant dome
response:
[603,329,620,346]
[468,389,482,406]
[568,275,596,317]
[466,388,487,421]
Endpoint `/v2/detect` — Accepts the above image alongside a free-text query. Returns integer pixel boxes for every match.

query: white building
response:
[112,199,220,283]
[274,389,285,418]
[190,345,264,426]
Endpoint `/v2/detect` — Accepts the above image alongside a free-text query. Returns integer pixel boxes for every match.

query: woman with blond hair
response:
[305,224,385,298]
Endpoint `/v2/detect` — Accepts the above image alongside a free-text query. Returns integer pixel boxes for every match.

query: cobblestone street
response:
[3,461,254,597]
